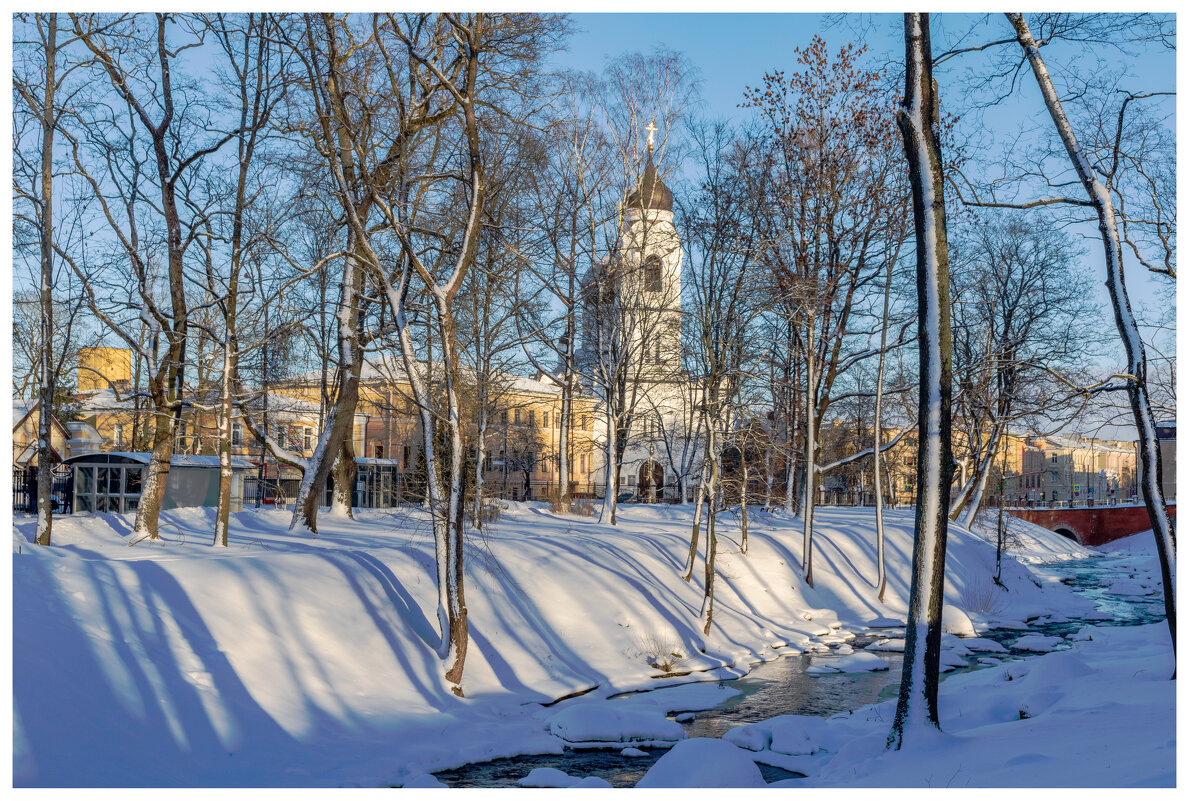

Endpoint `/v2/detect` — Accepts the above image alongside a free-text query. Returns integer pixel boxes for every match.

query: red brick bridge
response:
[1008,503,1176,547]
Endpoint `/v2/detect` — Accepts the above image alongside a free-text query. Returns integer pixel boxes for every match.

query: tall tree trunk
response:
[801,316,816,588]
[873,255,893,601]
[740,463,749,554]
[292,253,363,534]
[700,439,720,634]
[598,408,618,524]
[1006,11,1175,658]
[888,11,955,751]
[34,13,58,547]
[330,441,356,517]
[683,469,707,582]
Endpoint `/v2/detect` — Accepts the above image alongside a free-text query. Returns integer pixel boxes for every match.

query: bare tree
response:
[997,12,1175,657]
[12,13,88,544]
[743,36,912,585]
[200,12,292,546]
[518,71,617,514]
[62,13,242,542]
[673,119,765,632]
[946,215,1098,527]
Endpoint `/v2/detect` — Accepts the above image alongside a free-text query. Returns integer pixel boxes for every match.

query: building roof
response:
[281,356,570,400]
[64,451,256,469]
[625,150,673,212]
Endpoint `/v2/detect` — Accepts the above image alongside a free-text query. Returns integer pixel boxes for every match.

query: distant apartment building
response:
[1005,432,1137,505]
[1135,422,1176,503]
[277,357,600,501]
[61,347,599,503]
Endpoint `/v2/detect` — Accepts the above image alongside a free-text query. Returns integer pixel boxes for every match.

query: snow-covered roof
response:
[64,451,255,469]
[12,398,37,424]
[282,355,567,399]
[77,389,136,411]
[1030,433,1135,454]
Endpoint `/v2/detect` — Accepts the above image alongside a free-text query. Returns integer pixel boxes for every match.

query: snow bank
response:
[12,503,1092,786]
[729,623,1174,787]
[968,510,1097,563]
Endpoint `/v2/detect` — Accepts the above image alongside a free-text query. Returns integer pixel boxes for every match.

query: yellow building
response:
[278,357,599,501]
[77,347,132,393]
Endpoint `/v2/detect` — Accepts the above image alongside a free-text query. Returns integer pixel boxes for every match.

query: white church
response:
[578,132,706,503]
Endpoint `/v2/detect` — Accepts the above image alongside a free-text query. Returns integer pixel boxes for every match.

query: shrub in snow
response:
[517,767,576,787]
[635,630,685,672]
[942,604,977,637]
[636,738,767,788]
[959,574,1008,616]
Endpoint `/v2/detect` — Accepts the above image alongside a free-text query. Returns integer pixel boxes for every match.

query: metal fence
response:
[12,465,74,514]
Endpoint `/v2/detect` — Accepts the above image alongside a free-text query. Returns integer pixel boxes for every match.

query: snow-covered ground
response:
[11,502,1170,786]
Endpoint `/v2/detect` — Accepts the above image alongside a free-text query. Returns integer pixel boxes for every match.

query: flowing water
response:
[432,553,1164,788]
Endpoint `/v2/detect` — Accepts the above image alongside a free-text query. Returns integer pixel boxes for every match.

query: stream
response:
[432,552,1165,788]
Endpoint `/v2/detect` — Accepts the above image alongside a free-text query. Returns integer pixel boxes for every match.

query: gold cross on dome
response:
[645,121,657,148]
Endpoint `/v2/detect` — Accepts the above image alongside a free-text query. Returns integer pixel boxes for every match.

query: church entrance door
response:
[638,460,664,503]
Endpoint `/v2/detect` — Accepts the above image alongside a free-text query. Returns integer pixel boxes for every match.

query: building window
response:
[542,411,550,428]
[231,421,243,447]
[514,408,521,425]
[1051,454,1058,463]
[500,410,508,424]
[373,444,384,459]
[644,257,662,292]
[484,450,492,471]
[303,427,313,452]
[114,423,124,448]
[528,409,536,426]
[402,445,410,465]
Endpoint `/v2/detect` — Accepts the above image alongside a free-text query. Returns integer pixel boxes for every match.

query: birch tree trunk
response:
[33,14,59,546]
[683,469,707,582]
[873,256,892,600]
[1006,10,1175,657]
[801,315,816,587]
[888,11,955,750]
[599,407,618,524]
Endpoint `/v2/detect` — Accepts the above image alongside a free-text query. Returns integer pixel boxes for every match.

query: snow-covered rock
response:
[942,604,977,637]
[1013,635,1065,652]
[635,738,767,788]
[517,767,576,787]
[402,773,447,788]
[546,705,685,745]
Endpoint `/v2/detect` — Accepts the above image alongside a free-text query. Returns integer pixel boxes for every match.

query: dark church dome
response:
[626,154,673,212]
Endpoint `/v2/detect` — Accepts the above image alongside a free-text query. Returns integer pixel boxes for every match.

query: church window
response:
[644,257,662,292]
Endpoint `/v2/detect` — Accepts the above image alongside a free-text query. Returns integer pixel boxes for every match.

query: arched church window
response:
[644,257,662,292]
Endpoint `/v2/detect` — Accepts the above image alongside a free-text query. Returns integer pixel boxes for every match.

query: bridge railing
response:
[1005,498,1142,511]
